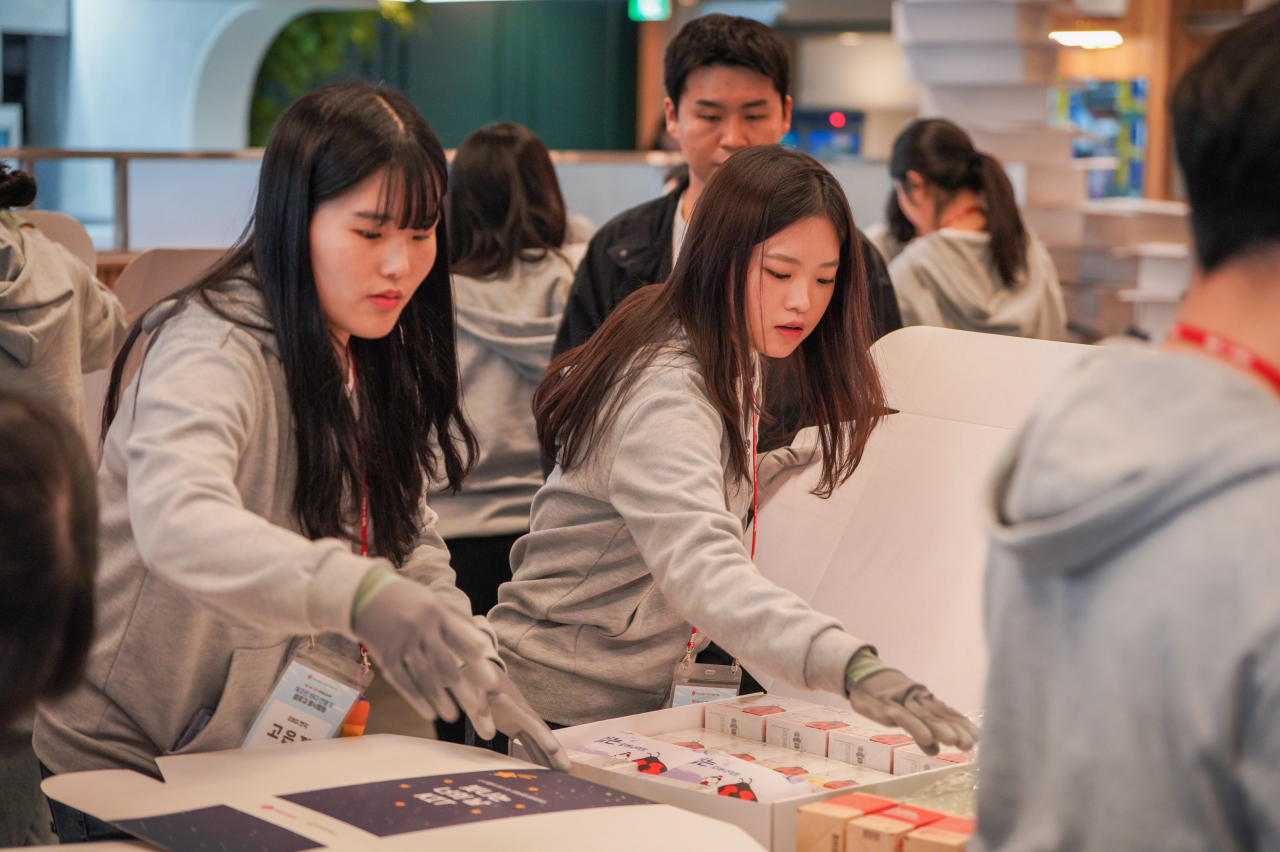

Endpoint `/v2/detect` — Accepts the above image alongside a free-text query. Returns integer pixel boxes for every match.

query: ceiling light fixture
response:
[1049,30,1124,49]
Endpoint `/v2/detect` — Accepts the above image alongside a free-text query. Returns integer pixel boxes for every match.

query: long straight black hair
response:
[104,82,475,565]
[536,145,885,498]
[447,122,567,279]
[886,118,1027,288]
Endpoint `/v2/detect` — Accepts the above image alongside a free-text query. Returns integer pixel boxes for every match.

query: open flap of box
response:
[752,328,1094,712]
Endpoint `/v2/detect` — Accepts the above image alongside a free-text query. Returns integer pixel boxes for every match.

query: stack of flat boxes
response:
[893,1,1191,343]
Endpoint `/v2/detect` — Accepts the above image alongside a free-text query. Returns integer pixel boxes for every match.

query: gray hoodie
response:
[976,348,1280,852]
[431,246,585,540]
[34,279,477,778]
[489,332,867,726]
[889,229,1066,341]
[0,213,127,431]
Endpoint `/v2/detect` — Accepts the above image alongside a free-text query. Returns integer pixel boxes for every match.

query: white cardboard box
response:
[765,704,870,756]
[533,700,871,852]
[891,745,975,776]
[828,724,917,774]
[893,1,1053,44]
[751,328,1094,715]
[42,735,765,852]
[921,84,1049,124]
[905,43,1059,85]
[704,694,822,742]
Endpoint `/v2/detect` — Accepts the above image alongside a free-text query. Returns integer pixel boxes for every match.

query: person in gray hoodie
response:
[492,145,977,758]
[34,83,566,844]
[0,389,98,846]
[874,119,1066,342]
[976,9,1280,850]
[434,123,588,618]
[0,165,127,434]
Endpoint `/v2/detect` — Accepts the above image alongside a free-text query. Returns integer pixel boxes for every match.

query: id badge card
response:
[666,658,742,708]
[242,643,370,748]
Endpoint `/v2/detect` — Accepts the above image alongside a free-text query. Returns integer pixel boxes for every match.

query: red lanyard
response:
[347,344,369,557]
[348,345,372,675]
[940,204,984,230]
[1169,323,1280,397]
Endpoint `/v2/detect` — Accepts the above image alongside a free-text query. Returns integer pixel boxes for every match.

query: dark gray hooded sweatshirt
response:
[976,347,1280,852]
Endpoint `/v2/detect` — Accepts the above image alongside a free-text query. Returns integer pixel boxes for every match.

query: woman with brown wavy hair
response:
[489,145,976,755]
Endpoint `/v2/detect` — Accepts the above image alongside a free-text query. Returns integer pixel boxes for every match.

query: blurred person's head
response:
[0,389,97,732]
[1172,5,1280,273]
[448,122,568,279]
[886,118,1028,288]
[537,145,883,499]
[663,14,792,199]
[0,163,37,210]
[106,81,474,567]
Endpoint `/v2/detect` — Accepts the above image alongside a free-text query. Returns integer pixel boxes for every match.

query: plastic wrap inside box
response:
[893,1,1052,44]
[905,43,1058,85]
[515,699,852,852]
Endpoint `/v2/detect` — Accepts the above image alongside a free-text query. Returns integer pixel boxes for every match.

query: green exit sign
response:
[628,0,671,21]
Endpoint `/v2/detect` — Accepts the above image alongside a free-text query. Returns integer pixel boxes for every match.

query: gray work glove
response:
[480,662,572,772]
[848,668,979,756]
[354,580,501,737]
[756,442,820,507]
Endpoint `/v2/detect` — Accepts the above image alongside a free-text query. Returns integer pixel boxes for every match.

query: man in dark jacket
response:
[554,14,902,392]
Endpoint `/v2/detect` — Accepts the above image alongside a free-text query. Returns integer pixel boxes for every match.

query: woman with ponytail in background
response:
[872,118,1067,341]
[0,165,127,434]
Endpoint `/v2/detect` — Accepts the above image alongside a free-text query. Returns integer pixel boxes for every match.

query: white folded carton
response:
[765,704,867,756]
[828,724,916,774]
[891,745,973,776]
[893,1,1052,45]
[704,694,820,742]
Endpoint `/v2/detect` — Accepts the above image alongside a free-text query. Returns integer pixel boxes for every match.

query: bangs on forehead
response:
[374,155,443,230]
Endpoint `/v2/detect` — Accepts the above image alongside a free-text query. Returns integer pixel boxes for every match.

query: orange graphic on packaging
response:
[806,720,851,731]
[743,705,787,716]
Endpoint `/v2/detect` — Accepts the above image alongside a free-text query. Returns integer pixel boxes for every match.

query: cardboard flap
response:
[753,328,1093,712]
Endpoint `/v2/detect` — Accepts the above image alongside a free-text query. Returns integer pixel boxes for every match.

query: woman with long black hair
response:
[872,118,1066,341]
[491,145,976,754]
[34,83,565,843]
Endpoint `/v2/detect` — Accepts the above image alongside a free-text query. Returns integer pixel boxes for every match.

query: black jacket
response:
[552,181,904,451]
[553,179,903,357]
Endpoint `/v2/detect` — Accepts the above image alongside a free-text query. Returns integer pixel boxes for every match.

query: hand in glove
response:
[480,662,572,772]
[756,441,820,506]
[847,666,978,756]
[354,579,501,735]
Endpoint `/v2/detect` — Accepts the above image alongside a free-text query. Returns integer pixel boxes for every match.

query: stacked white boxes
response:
[894,1,1194,342]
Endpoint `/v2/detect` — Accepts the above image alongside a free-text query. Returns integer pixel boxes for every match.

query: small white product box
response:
[760,752,895,790]
[890,745,973,777]
[828,724,916,774]
[704,694,820,742]
[764,704,868,756]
